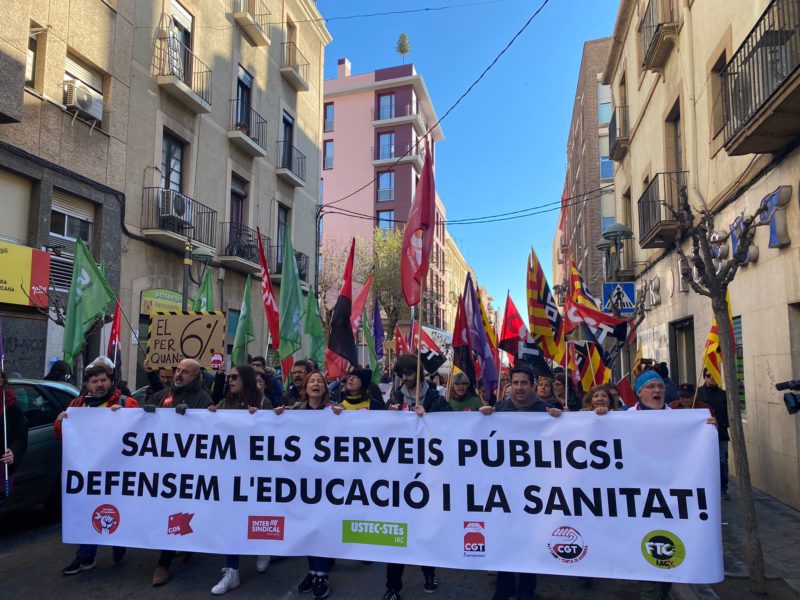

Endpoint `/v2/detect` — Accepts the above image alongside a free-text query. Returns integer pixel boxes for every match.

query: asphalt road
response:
[0,509,644,599]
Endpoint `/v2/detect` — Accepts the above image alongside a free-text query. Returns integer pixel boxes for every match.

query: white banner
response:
[62,409,723,583]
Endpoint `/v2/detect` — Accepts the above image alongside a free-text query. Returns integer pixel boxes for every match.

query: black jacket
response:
[388,382,449,412]
[495,397,549,412]
[696,384,729,441]
[148,376,213,409]
[1,398,28,475]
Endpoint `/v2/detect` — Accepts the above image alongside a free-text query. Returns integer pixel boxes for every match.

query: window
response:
[709,52,727,137]
[64,54,105,124]
[377,210,395,230]
[377,132,395,160]
[599,135,613,179]
[281,111,295,168]
[665,100,683,172]
[377,93,395,120]
[277,204,289,271]
[600,191,615,235]
[669,317,696,386]
[597,83,612,125]
[25,32,38,89]
[49,191,95,289]
[50,210,92,243]
[323,140,334,170]
[732,316,745,415]
[377,171,394,201]
[323,102,334,132]
[161,130,184,192]
[235,65,253,129]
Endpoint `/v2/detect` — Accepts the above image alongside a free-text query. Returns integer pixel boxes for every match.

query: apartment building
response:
[0,0,330,384]
[553,38,617,302]
[604,0,800,508]
[443,230,472,332]
[321,59,452,330]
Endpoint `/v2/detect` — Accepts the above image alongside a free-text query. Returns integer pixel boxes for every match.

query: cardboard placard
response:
[146,311,225,369]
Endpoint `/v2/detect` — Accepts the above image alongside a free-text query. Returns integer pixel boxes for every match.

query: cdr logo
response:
[463,521,486,557]
[547,526,588,564]
[91,504,120,535]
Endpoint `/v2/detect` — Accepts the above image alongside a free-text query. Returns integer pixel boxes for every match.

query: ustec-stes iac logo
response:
[641,530,686,569]
[248,516,285,541]
[547,526,589,564]
[463,521,486,557]
[92,504,120,535]
[168,512,194,536]
[342,520,407,547]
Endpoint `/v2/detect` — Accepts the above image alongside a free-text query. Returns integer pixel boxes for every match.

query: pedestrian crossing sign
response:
[602,282,636,314]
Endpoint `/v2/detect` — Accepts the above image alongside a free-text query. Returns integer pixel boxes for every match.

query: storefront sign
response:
[0,240,50,307]
[140,289,183,314]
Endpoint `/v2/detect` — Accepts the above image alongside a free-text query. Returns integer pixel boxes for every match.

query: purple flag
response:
[0,316,5,363]
[463,274,498,400]
[372,299,385,359]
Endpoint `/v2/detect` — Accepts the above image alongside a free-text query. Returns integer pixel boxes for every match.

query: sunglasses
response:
[227,374,239,381]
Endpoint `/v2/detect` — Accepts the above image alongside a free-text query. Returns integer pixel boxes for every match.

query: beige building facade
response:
[0,0,330,384]
[604,0,800,507]
[443,230,471,332]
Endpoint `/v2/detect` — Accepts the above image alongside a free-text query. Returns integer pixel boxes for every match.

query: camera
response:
[775,379,800,415]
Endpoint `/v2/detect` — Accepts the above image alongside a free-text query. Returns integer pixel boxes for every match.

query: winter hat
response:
[452,372,470,385]
[678,383,695,397]
[348,369,373,391]
[634,370,663,395]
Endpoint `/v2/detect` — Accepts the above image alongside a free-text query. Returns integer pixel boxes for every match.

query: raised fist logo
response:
[91,504,121,535]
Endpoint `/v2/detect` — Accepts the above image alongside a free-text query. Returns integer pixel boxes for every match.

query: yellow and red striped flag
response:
[526,248,565,363]
[703,292,734,387]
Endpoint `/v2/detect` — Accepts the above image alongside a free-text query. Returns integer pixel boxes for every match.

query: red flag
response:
[498,294,526,365]
[394,326,409,355]
[616,376,638,408]
[107,299,122,382]
[400,143,436,306]
[281,356,294,385]
[452,295,476,387]
[327,238,358,366]
[256,227,280,349]
[350,273,374,334]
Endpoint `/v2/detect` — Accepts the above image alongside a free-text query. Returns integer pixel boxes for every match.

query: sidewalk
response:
[673,478,800,599]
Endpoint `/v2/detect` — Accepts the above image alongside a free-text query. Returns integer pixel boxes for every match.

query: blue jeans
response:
[308,556,330,575]
[720,441,729,492]
[496,572,537,600]
[76,544,124,561]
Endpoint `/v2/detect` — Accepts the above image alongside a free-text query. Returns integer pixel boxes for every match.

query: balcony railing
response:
[277,141,306,181]
[372,142,423,161]
[721,0,800,153]
[219,222,269,266]
[281,42,309,84]
[232,0,270,45]
[637,171,686,249]
[609,106,630,160]
[154,35,212,106]
[270,245,309,282]
[142,187,217,248]
[639,0,677,70]
[229,99,268,151]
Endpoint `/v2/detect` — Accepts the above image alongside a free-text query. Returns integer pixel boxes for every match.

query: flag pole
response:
[1,341,9,499]
[586,344,598,390]
[564,340,569,409]
[415,278,425,409]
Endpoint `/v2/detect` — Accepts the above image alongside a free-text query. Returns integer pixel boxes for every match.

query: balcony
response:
[154,35,212,113]
[609,106,630,161]
[269,245,309,282]
[276,141,306,186]
[218,222,268,274]
[371,101,428,136]
[371,142,424,170]
[232,0,270,47]
[280,42,309,92]
[227,99,268,158]
[141,188,217,252]
[613,238,636,281]
[639,0,678,71]
[637,171,686,249]
[722,0,800,155]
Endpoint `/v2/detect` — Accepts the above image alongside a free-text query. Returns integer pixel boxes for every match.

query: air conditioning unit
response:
[64,80,103,122]
[158,189,193,226]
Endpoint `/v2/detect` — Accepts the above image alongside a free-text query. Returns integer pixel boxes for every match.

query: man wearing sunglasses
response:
[696,368,730,500]
[145,358,213,586]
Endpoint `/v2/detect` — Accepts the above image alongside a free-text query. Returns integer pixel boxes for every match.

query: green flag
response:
[361,307,380,384]
[63,239,116,369]
[231,274,254,366]
[278,232,304,360]
[192,270,215,312]
[304,290,325,366]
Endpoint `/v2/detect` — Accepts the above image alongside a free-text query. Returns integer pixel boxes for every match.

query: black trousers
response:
[385,563,435,592]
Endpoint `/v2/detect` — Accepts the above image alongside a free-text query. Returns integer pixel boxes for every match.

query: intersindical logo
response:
[341,520,407,547]
[248,516,285,541]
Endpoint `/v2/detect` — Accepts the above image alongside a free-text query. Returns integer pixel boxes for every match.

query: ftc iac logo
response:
[168,512,194,536]
[92,504,120,535]
[641,530,686,569]
[463,521,486,557]
[248,516,285,541]
[547,526,588,563]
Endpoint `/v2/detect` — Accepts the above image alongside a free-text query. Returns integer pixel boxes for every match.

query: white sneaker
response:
[256,555,271,573]
[211,568,240,595]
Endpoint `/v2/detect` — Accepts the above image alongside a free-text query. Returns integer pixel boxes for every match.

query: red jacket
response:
[55,390,139,439]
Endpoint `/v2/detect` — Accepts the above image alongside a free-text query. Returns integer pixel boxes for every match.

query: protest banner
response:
[145,311,225,369]
[62,410,723,583]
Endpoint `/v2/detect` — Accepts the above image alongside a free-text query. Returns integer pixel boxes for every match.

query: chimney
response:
[337,58,351,78]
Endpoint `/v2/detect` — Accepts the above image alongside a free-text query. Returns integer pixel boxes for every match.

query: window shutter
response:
[171,0,193,30]
[52,190,95,222]
[65,55,103,93]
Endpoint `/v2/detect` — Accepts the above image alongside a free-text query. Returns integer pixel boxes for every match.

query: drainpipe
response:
[682,0,707,211]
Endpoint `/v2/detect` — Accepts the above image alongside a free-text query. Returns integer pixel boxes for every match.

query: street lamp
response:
[596,238,613,280]
[181,237,214,311]
[602,222,634,280]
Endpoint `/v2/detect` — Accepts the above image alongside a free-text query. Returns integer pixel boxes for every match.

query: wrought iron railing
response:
[721,0,800,143]
[637,171,686,242]
[639,0,675,66]
[277,141,306,181]
[377,187,394,201]
[372,142,422,161]
[154,35,212,105]
[269,245,309,281]
[232,0,270,38]
[230,99,267,150]
[219,222,269,265]
[609,105,629,150]
[142,187,217,247]
[281,41,309,83]
[371,101,426,127]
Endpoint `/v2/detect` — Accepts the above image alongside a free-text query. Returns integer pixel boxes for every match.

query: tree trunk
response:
[713,298,766,594]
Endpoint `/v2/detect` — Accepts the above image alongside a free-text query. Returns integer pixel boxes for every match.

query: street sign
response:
[602,282,636,314]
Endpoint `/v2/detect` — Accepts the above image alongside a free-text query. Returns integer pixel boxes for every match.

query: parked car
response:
[1,379,79,518]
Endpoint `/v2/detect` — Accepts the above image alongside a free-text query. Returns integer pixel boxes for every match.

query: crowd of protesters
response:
[13,350,722,600]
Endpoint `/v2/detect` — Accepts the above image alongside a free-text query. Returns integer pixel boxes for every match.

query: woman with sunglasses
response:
[207,364,270,595]
[446,372,483,411]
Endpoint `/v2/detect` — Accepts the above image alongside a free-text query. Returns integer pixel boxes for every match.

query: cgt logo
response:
[168,512,194,536]
[641,530,686,569]
[248,516,285,541]
[463,521,485,557]
[92,504,120,535]
[547,526,588,564]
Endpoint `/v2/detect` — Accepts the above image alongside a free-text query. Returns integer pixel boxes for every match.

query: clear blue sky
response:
[318,0,619,319]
